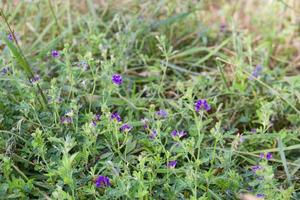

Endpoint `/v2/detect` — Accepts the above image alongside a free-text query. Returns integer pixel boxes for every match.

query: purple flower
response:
[95,175,111,188]
[51,50,60,58]
[249,65,263,80]
[120,123,132,132]
[1,67,9,75]
[251,165,263,172]
[8,33,14,41]
[220,23,226,32]
[256,194,265,198]
[149,130,157,139]
[167,160,177,168]
[94,114,101,121]
[60,116,72,124]
[171,130,187,138]
[111,112,121,122]
[91,113,101,126]
[171,130,178,137]
[178,131,187,138]
[266,152,272,160]
[156,109,168,118]
[259,153,265,159]
[195,99,211,112]
[91,120,97,127]
[141,118,149,129]
[259,152,273,160]
[112,74,122,85]
[29,74,40,84]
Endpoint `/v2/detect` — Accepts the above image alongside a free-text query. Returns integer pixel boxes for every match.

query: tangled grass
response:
[0,0,300,199]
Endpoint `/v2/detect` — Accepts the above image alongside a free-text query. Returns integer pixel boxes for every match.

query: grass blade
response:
[3,37,34,77]
[278,137,292,186]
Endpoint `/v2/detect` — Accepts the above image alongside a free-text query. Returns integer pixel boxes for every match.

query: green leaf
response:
[2,36,33,77]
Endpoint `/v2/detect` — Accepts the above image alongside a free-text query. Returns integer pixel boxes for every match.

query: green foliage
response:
[0,0,299,199]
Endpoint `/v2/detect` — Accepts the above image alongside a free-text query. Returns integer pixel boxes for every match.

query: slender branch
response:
[47,0,60,32]
[0,10,34,77]
[0,9,49,108]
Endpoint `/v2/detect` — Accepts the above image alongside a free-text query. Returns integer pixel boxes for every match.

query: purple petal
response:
[111,112,121,122]
[8,33,14,41]
[60,116,72,124]
[120,123,132,132]
[251,165,262,172]
[171,130,178,137]
[91,120,97,127]
[266,152,272,160]
[29,74,40,84]
[112,74,122,85]
[259,153,265,159]
[249,65,263,80]
[156,109,168,118]
[141,118,149,129]
[167,160,177,168]
[171,130,187,138]
[256,194,265,198]
[195,99,211,112]
[51,50,60,58]
[1,67,9,75]
[178,130,187,138]
[95,175,111,188]
[149,130,157,139]
[94,114,101,121]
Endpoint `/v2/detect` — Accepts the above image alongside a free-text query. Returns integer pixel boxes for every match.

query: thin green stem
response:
[47,0,60,32]
[0,9,49,108]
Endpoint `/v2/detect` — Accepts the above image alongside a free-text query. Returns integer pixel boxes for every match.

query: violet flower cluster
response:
[167,160,177,168]
[171,130,187,138]
[91,114,101,127]
[95,175,111,188]
[259,152,272,160]
[8,33,14,41]
[195,99,211,112]
[112,74,122,85]
[1,67,11,75]
[251,165,263,173]
[156,109,168,118]
[57,74,217,189]
[30,75,40,84]
[60,116,72,124]
[249,65,263,80]
[51,50,60,58]
[111,112,122,122]
[149,130,157,139]
[256,194,265,198]
[141,118,149,129]
[120,123,132,132]
[60,110,73,125]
